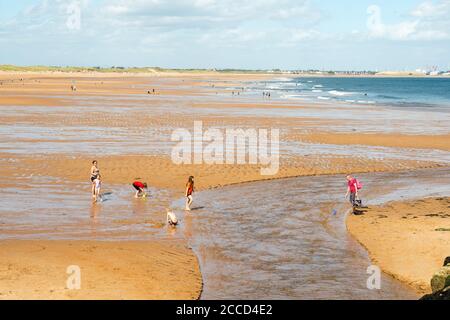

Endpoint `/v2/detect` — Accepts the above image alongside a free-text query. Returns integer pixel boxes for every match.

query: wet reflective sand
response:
[177,168,450,299]
[2,168,448,299]
[1,75,449,299]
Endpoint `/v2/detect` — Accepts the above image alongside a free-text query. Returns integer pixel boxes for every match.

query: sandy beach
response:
[347,197,450,295]
[0,240,202,300]
[0,71,449,299]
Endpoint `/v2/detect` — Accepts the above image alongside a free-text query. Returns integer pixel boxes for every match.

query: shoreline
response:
[346,196,450,295]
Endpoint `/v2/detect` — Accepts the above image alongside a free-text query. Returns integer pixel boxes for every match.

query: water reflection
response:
[175,168,450,300]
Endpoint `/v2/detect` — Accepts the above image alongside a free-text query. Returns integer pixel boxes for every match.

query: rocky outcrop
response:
[431,266,450,293]
[420,286,450,300]
[420,257,450,300]
[444,256,450,267]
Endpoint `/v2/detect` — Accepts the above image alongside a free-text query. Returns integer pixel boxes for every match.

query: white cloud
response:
[367,2,450,41]
[102,0,320,27]
[197,28,268,48]
[1,0,448,69]
[411,0,450,17]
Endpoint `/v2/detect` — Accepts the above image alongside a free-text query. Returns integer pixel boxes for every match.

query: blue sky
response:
[0,0,449,70]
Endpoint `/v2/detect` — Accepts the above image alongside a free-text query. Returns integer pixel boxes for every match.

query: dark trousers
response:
[350,192,357,206]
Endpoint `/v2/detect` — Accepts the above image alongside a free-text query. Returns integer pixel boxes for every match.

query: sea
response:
[257,76,450,110]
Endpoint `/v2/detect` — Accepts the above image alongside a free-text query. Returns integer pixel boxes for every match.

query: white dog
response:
[167,209,178,226]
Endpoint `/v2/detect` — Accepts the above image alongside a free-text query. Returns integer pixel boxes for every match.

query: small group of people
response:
[91,160,360,217]
[262,91,271,98]
[90,160,195,211]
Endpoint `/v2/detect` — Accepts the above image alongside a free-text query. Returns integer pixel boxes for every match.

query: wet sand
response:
[1,71,449,299]
[293,132,450,152]
[182,168,449,299]
[0,240,202,300]
[8,154,441,193]
[347,197,450,295]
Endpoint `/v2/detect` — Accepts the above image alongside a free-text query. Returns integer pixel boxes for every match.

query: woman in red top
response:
[132,181,148,198]
[185,176,194,211]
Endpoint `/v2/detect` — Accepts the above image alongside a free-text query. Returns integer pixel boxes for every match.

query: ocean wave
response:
[312,89,322,93]
[317,96,330,100]
[328,90,355,96]
[280,94,309,100]
[265,85,283,90]
[274,77,292,82]
[357,100,375,104]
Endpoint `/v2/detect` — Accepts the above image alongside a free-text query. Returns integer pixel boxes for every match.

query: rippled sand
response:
[0,71,449,299]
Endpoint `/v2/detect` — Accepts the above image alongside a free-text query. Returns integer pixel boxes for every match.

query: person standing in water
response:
[93,175,102,203]
[185,176,195,211]
[90,160,100,199]
[345,175,359,207]
[132,180,148,198]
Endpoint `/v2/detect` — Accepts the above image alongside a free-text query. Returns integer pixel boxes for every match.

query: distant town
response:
[283,68,450,76]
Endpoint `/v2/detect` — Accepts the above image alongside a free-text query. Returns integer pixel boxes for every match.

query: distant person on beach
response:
[185,176,195,211]
[132,181,148,198]
[90,160,100,198]
[345,175,359,208]
[93,175,102,202]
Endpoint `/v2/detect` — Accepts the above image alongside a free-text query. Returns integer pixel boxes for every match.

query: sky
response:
[0,0,449,70]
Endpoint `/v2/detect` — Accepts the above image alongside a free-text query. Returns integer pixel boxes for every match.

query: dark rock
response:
[420,286,450,300]
[444,256,450,266]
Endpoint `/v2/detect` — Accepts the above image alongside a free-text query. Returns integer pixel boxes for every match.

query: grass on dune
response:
[0,64,278,74]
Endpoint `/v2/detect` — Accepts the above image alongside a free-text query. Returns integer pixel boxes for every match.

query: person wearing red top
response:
[185,176,194,211]
[345,175,359,207]
[132,181,148,198]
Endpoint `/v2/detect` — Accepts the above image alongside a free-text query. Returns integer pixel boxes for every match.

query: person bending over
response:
[132,181,148,198]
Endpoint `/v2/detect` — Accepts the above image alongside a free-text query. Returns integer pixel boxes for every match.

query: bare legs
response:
[91,182,96,199]
[93,186,101,203]
[135,188,147,198]
[185,195,193,211]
